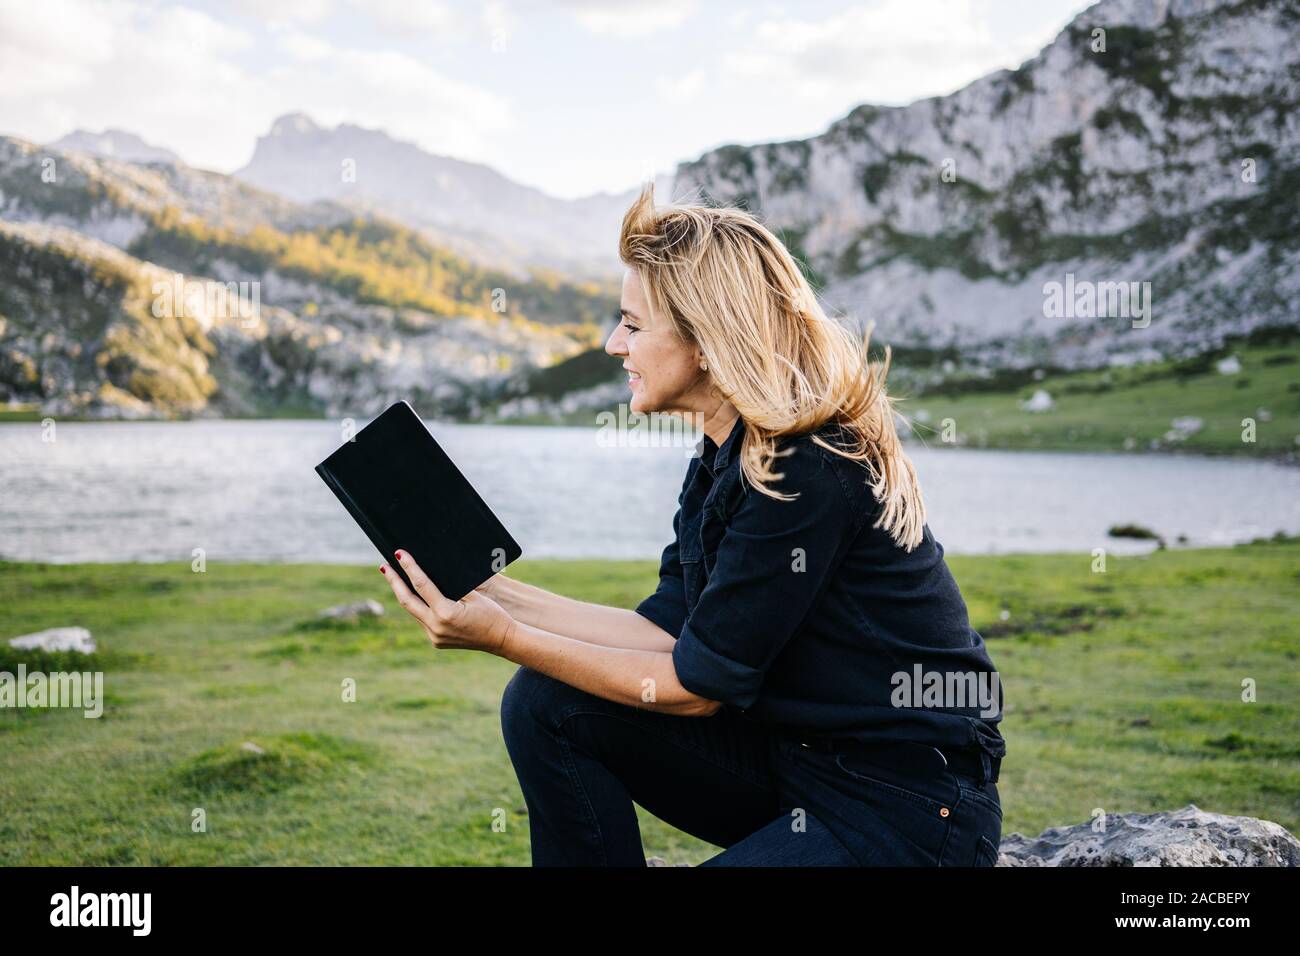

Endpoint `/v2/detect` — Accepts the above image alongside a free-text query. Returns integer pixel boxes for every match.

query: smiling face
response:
[604,268,707,417]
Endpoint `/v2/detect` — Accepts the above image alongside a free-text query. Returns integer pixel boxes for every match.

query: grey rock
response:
[8,626,96,654]
[1164,416,1205,443]
[1020,389,1054,413]
[317,599,384,622]
[998,805,1300,867]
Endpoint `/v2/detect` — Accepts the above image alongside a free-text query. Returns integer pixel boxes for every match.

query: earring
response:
[701,362,709,372]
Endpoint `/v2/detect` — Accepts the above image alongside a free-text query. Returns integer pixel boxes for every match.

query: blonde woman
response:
[380,183,1006,866]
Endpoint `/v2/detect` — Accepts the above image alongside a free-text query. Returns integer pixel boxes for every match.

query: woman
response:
[380,183,1006,866]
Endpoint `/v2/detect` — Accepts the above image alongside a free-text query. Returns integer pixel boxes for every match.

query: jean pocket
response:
[830,753,957,864]
[974,834,999,867]
[956,781,1003,820]
[832,753,954,812]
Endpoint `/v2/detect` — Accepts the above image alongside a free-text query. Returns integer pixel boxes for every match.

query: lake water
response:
[0,420,1297,564]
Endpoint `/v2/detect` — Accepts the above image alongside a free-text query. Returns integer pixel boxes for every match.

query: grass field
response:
[898,341,1300,457]
[1,539,1297,865]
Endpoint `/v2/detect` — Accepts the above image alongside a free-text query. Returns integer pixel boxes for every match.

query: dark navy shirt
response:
[634,415,1006,763]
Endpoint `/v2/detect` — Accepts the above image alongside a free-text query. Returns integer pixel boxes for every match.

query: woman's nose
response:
[604,324,626,356]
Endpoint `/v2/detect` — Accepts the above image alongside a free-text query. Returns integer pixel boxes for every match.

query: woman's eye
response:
[624,323,639,334]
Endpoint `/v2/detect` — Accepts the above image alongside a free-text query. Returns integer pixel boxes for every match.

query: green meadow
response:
[896,339,1300,457]
[1,539,1297,865]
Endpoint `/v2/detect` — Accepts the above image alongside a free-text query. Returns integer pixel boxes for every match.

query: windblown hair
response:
[618,182,926,551]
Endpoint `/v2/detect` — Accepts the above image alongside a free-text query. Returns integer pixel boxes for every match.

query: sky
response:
[0,0,1095,199]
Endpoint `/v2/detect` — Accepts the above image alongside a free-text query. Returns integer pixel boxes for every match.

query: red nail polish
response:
[395,550,404,560]
[379,566,386,574]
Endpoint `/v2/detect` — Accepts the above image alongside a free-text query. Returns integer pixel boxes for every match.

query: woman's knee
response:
[499,665,582,741]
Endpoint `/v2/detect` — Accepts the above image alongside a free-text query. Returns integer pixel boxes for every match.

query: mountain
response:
[5,0,1295,430]
[51,129,180,166]
[0,135,617,419]
[0,133,345,249]
[671,0,1299,369]
[236,113,672,279]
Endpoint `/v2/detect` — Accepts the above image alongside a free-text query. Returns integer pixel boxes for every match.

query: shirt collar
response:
[697,415,746,477]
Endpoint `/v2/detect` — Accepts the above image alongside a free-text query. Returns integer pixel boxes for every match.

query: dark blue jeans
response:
[499,666,1003,866]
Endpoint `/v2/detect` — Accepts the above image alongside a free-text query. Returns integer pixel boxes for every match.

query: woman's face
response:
[605,268,705,416]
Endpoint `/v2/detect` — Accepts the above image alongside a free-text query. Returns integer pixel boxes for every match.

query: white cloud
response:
[234,0,334,24]
[260,42,514,162]
[0,0,512,172]
[0,0,260,164]
[350,0,470,36]
[0,0,119,98]
[277,27,335,61]
[720,0,1045,106]
[724,8,754,31]
[555,0,696,37]
[656,69,707,103]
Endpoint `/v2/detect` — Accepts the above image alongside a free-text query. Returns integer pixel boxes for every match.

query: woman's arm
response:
[380,552,717,717]
[499,616,720,717]
[484,465,693,654]
[486,574,676,653]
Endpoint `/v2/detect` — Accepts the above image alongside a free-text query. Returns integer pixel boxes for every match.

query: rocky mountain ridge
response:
[0,135,616,419]
[673,0,1299,369]
[236,112,672,279]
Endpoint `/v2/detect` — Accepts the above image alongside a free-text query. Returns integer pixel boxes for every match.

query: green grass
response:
[900,340,1300,457]
[1,541,1297,865]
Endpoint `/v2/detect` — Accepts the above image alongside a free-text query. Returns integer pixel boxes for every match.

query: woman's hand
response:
[472,572,505,604]
[381,549,516,655]
[472,572,523,619]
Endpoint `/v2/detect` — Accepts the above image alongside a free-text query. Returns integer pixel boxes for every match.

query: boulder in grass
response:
[316,599,384,623]
[8,626,96,654]
[998,805,1300,867]
[645,806,1300,867]
[1163,416,1204,443]
[1020,389,1054,413]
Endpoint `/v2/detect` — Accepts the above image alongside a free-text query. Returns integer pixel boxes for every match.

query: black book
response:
[315,401,523,602]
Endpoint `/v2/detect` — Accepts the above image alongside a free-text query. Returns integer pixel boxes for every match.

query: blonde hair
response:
[618,182,926,551]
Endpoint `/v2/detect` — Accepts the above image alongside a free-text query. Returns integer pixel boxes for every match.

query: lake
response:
[1,420,1297,564]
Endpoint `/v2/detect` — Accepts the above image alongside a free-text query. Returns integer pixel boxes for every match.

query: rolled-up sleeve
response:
[672,443,858,710]
[633,469,692,640]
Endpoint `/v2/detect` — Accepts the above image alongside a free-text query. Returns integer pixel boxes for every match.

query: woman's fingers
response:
[393,549,458,620]
[380,562,431,624]
[382,550,513,653]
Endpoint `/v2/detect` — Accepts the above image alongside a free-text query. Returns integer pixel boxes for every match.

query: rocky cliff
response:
[673,0,1299,369]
